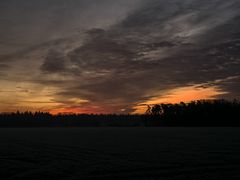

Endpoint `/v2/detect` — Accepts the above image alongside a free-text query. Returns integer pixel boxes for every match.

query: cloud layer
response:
[1,0,240,113]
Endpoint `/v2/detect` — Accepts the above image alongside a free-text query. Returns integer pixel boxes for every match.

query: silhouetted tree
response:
[0,99,240,127]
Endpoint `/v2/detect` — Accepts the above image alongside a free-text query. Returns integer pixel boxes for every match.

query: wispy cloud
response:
[0,0,240,113]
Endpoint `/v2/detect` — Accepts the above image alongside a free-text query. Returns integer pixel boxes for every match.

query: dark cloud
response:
[57,0,240,111]
[0,0,143,54]
[0,64,10,78]
[0,64,10,70]
[41,50,67,73]
[1,0,240,113]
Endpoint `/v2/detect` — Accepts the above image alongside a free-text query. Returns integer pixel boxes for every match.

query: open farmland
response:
[0,128,240,179]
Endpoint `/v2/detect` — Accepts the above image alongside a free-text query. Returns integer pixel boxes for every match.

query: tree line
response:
[0,99,240,127]
[146,99,240,126]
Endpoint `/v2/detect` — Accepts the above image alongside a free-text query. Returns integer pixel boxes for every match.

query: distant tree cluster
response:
[0,112,147,127]
[0,99,240,127]
[146,99,240,126]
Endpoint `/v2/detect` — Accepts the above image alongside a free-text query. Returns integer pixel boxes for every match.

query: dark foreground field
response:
[0,128,240,180]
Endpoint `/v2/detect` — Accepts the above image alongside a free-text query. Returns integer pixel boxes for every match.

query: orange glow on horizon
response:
[49,106,111,115]
[49,108,85,115]
[133,85,228,114]
[0,80,229,115]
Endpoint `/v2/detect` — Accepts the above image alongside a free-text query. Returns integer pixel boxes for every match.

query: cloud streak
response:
[1,0,240,113]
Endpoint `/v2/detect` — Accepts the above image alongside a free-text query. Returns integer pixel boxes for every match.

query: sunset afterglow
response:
[1,0,240,114]
[133,85,228,114]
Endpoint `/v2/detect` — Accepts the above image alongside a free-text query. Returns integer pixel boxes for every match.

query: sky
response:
[0,0,240,114]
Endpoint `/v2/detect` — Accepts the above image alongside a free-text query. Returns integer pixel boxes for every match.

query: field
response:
[0,128,240,179]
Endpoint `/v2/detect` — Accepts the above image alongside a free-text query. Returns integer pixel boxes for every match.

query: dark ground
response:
[0,128,240,179]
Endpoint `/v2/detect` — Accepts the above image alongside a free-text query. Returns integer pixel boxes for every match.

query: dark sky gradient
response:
[0,0,240,113]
